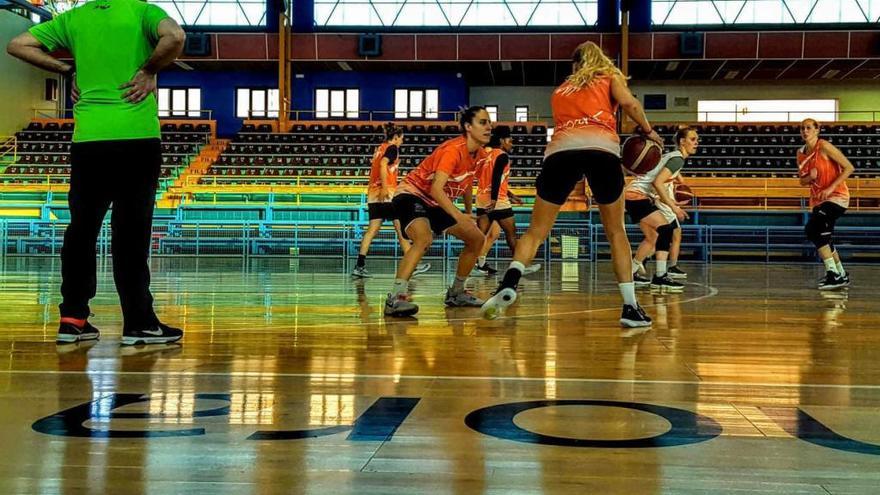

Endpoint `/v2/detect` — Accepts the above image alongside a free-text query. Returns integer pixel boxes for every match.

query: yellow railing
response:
[0,136,17,164]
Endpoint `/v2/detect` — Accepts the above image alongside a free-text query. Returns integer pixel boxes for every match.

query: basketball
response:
[622,135,662,175]
[675,183,696,205]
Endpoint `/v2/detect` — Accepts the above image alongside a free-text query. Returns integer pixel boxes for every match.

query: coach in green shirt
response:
[7,0,186,345]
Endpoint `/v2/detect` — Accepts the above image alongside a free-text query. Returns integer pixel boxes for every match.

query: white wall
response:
[471,81,880,124]
[0,12,57,136]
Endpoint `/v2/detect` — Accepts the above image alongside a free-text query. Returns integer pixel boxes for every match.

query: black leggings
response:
[60,139,162,331]
[804,202,846,250]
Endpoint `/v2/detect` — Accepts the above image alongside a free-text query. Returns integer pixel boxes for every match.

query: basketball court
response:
[0,258,878,493]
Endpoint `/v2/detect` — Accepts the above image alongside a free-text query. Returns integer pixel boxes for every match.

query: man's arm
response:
[6,32,72,74]
[121,18,185,103]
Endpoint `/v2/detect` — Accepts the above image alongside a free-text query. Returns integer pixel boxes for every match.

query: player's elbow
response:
[6,37,26,59]
[166,27,187,49]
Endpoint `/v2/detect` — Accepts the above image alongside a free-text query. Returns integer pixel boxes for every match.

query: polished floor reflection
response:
[0,257,878,494]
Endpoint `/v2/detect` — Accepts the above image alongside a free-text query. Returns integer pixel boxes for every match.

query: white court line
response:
[1,368,878,390]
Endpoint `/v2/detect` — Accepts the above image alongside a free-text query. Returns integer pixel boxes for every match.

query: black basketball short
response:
[670,219,681,230]
[367,202,396,221]
[392,193,456,239]
[625,199,658,224]
[536,149,625,205]
[476,207,515,223]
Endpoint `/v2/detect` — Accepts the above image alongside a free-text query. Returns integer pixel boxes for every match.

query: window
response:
[158,87,201,118]
[486,106,499,123]
[153,0,267,27]
[315,89,360,119]
[315,0,599,27]
[696,99,838,123]
[237,89,280,118]
[653,0,879,26]
[394,89,439,119]
[515,106,529,123]
[47,0,267,26]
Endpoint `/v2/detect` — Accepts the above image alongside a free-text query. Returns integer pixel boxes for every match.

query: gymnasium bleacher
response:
[202,120,547,187]
[1,120,213,185]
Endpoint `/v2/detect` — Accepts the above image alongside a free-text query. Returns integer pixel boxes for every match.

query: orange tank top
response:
[545,77,620,158]
[797,139,850,209]
[367,142,400,203]
[397,136,483,207]
[476,148,511,208]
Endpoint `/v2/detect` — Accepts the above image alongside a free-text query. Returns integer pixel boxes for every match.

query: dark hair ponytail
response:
[383,122,403,141]
[674,125,696,147]
[458,106,486,134]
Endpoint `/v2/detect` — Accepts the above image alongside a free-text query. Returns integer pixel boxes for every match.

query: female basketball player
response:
[384,106,491,317]
[626,125,697,293]
[482,41,662,327]
[352,123,430,278]
[473,125,539,276]
[798,118,854,290]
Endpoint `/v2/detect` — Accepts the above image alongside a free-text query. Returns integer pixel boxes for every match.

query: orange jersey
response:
[367,142,400,203]
[397,136,483,207]
[797,139,850,209]
[476,148,511,208]
[545,77,620,158]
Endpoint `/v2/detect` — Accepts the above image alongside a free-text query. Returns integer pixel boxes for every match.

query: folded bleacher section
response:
[201,121,548,187]
[2,120,212,185]
[654,123,880,176]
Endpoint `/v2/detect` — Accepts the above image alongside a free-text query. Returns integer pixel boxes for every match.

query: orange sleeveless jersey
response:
[476,148,511,209]
[367,142,400,203]
[545,77,620,158]
[797,139,850,209]
[397,136,483,207]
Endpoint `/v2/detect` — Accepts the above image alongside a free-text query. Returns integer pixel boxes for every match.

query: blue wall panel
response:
[160,70,468,136]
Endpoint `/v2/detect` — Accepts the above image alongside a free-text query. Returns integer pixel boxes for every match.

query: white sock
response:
[477,256,486,266]
[391,279,408,298]
[509,260,525,273]
[823,258,839,274]
[619,282,637,307]
[835,259,846,277]
[656,260,668,276]
[631,258,644,274]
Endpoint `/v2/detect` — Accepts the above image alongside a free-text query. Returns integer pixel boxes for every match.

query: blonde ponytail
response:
[566,41,627,89]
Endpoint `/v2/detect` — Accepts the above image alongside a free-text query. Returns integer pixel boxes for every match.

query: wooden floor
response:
[1,256,879,494]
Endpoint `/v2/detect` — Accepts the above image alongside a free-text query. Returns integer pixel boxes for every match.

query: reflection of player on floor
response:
[384,107,492,317]
[353,123,430,278]
[798,118,854,290]
[625,126,698,293]
[472,125,540,276]
[482,41,662,327]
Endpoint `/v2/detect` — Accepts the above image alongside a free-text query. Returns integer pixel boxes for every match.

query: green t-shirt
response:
[29,0,169,143]
[664,156,685,174]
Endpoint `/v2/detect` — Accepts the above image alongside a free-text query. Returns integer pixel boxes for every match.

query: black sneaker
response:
[818,271,847,291]
[57,320,100,344]
[667,265,687,279]
[470,263,497,276]
[122,322,183,346]
[651,273,685,292]
[633,272,651,288]
[620,304,652,328]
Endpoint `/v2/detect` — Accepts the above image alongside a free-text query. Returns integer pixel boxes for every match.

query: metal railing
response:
[0,136,17,164]
[2,217,878,262]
